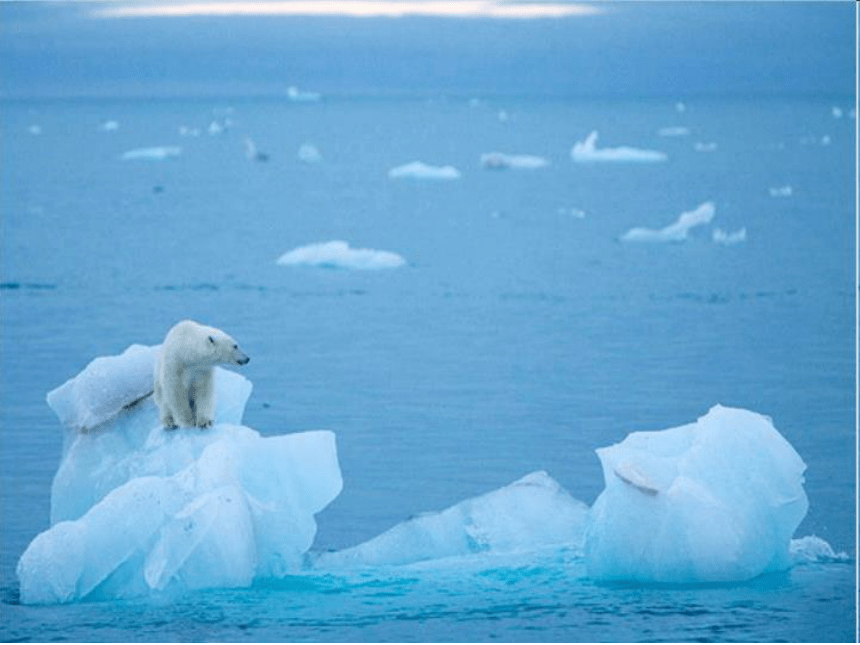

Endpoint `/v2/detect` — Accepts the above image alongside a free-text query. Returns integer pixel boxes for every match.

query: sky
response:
[0,0,855,100]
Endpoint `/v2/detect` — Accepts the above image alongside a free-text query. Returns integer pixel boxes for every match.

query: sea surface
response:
[0,94,855,641]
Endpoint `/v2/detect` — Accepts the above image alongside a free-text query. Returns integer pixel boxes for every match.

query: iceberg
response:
[620,201,715,243]
[276,240,406,271]
[479,152,549,170]
[571,131,667,163]
[120,146,182,161]
[18,348,342,604]
[388,161,461,180]
[315,471,588,569]
[585,405,808,583]
[712,227,747,246]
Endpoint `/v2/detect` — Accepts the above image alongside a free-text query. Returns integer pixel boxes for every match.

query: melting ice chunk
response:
[571,131,667,163]
[585,405,808,583]
[46,344,159,434]
[620,202,715,243]
[315,471,588,569]
[388,161,461,180]
[18,356,342,604]
[120,146,182,161]
[276,240,406,270]
[479,152,549,170]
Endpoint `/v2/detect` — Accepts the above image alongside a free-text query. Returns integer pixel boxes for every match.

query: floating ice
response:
[297,143,322,163]
[585,405,808,583]
[388,161,461,180]
[657,126,690,137]
[620,202,715,243]
[178,125,201,137]
[276,240,406,270]
[497,110,509,123]
[558,207,587,219]
[571,131,667,163]
[712,227,747,245]
[208,121,225,135]
[790,535,850,564]
[243,137,269,162]
[479,152,549,170]
[99,120,119,132]
[315,471,588,569]
[121,146,182,161]
[46,344,160,434]
[831,106,843,119]
[18,354,342,604]
[287,86,321,102]
[675,102,687,113]
[769,185,793,198]
[694,142,718,153]
[28,124,42,135]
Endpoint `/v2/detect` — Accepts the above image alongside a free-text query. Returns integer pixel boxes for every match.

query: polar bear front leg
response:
[164,370,196,428]
[193,369,216,428]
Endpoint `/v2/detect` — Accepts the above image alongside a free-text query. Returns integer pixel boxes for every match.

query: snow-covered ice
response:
[297,143,322,163]
[120,146,182,161]
[18,353,342,604]
[276,240,407,270]
[479,152,549,170]
[585,405,808,583]
[46,344,159,434]
[388,161,461,180]
[315,471,588,569]
[713,227,747,245]
[571,131,667,163]
[620,202,715,243]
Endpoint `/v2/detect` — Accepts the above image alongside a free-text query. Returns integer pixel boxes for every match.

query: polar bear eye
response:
[208,336,215,344]
[233,344,238,349]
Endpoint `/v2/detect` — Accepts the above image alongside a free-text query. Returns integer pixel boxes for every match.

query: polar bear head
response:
[205,328,250,366]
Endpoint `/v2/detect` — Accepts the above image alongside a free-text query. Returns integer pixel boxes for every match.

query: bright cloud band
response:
[91,1,602,20]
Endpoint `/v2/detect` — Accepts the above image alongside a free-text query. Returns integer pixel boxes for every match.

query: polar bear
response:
[153,320,250,429]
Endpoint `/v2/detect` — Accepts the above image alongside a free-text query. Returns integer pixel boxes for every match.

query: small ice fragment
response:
[712,227,746,245]
[479,152,549,170]
[100,120,119,132]
[769,185,793,198]
[178,125,200,137]
[120,146,182,161]
[620,201,715,243]
[28,125,42,135]
[675,102,686,113]
[657,126,689,137]
[571,131,667,163]
[297,143,322,163]
[832,106,843,118]
[497,110,509,123]
[276,240,406,270]
[820,135,831,146]
[287,86,321,102]
[388,161,461,180]
[558,207,586,219]
[694,142,718,152]
[208,121,224,135]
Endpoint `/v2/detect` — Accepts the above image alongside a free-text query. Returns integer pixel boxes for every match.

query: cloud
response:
[91,1,602,20]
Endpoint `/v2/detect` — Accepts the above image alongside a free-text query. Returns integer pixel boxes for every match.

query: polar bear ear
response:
[208,335,215,344]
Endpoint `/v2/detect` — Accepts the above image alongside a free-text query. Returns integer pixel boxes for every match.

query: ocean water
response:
[0,93,855,641]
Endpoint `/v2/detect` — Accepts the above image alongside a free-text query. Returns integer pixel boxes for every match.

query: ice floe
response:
[586,405,808,583]
[620,202,715,243]
[297,143,322,164]
[712,227,747,246]
[315,471,588,569]
[120,146,182,161]
[276,240,407,270]
[18,349,341,604]
[571,131,667,163]
[479,152,549,170]
[388,161,461,180]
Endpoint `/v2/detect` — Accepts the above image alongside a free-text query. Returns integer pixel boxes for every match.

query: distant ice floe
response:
[558,207,587,219]
[178,125,201,138]
[479,152,549,170]
[497,110,509,123]
[276,240,406,270]
[571,131,667,163]
[694,141,718,153]
[769,185,793,198]
[287,86,321,102]
[120,146,182,161]
[243,137,269,162]
[675,101,687,113]
[712,227,747,246]
[620,202,715,243]
[315,471,588,569]
[297,143,322,164]
[388,161,461,180]
[831,106,843,119]
[99,120,119,132]
[657,126,689,137]
[27,124,42,135]
[790,535,850,564]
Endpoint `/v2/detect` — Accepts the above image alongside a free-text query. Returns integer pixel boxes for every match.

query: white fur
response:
[153,320,250,429]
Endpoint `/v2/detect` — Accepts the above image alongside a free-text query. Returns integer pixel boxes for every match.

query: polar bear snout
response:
[235,351,250,366]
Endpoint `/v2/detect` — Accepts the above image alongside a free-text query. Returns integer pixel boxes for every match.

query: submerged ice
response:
[18,347,342,604]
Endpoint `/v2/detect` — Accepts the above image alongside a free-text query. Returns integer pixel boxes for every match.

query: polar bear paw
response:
[197,418,213,429]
